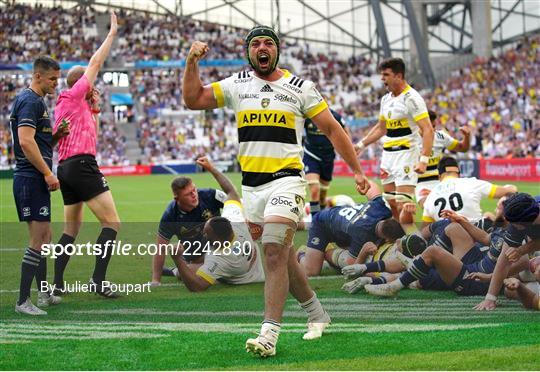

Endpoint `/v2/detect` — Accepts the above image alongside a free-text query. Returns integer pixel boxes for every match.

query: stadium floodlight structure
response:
[16,0,540,88]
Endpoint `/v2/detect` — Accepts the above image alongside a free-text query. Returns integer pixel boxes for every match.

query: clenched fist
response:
[187,41,209,64]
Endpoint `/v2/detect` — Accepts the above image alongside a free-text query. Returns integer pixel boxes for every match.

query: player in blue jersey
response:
[364,205,527,297]
[150,157,234,285]
[298,183,405,276]
[11,56,69,315]
[474,193,539,310]
[303,108,349,217]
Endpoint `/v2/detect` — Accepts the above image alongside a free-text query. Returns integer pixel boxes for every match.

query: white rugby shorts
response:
[380,148,419,187]
[242,176,306,225]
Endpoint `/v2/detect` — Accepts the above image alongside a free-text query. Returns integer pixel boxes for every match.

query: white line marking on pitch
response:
[0,321,504,344]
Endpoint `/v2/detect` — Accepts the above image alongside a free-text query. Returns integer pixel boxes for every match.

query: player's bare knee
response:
[263,242,288,272]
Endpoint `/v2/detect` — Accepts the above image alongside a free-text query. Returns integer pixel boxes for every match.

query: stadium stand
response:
[1,3,538,168]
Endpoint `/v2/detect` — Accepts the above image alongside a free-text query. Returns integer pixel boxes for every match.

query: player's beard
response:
[252,54,277,76]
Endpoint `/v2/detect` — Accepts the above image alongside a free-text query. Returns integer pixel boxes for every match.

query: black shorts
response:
[57,154,109,205]
[13,175,51,222]
[303,152,335,182]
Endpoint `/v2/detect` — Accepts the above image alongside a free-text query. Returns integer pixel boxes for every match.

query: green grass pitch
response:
[0,175,539,370]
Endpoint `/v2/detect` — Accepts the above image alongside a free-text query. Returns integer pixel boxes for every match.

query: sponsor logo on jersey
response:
[237,110,295,128]
[311,237,320,245]
[23,207,31,217]
[270,196,293,207]
[283,83,302,94]
[42,127,53,133]
[234,78,253,83]
[238,93,260,100]
[260,84,273,92]
[274,93,297,104]
[386,118,409,129]
[261,98,270,108]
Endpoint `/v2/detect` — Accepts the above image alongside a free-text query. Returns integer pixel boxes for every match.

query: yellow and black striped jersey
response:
[379,85,428,151]
[418,130,459,182]
[211,69,327,187]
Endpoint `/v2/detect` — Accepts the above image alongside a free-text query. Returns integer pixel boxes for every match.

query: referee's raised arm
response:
[84,11,118,86]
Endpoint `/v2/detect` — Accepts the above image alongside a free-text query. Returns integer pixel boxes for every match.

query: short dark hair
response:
[379,218,405,242]
[206,216,234,241]
[401,234,427,258]
[428,110,437,122]
[378,57,406,77]
[33,55,60,73]
[171,177,192,193]
[437,156,460,176]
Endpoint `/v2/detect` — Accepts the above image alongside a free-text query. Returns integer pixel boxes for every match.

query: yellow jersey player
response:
[182,25,370,357]
[356,58,433,219]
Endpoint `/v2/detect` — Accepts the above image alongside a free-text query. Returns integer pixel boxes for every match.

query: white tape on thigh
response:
[261,223,295,247]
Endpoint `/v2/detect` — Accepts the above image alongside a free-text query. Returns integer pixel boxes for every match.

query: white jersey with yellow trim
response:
[196,201,265,285]
[418,130,459,183]
[422,176,497,223]
[211,69,328,187]
[379,85,428,151]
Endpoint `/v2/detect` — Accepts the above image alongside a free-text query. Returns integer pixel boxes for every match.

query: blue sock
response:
[399,256,431,287]
[371,276,387,285]
[310,201,320,217]
[365,260,385,273]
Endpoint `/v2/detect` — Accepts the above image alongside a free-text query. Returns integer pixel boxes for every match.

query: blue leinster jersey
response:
[9,88,53,177]
[158,188,226,242]
[304,108,345,160]
[317,196,392,256]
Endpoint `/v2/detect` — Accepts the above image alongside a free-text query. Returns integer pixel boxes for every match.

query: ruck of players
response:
[8,12,539,362]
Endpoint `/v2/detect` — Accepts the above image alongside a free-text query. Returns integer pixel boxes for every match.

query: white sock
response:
[260,319,280,344]
[299,292,327,323]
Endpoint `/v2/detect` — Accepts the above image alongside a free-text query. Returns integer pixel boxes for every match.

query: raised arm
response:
[311,108,370,194]
[182,41,218,110]
[84,11,118,86]
[196,157,239,201]
[452,126,471,152]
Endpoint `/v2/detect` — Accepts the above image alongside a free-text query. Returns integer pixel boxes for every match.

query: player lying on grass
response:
[341,200,510,294]
[151,157,233,285]
[298,181,406,276]
[364,207,531,297]
[474,192,540,310]
[169,183,265,292]
[421,156,517,227]
[341,234,426,294]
